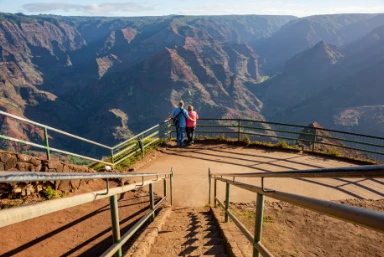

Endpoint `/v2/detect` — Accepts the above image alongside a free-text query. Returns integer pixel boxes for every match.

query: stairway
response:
[148,207,228,257]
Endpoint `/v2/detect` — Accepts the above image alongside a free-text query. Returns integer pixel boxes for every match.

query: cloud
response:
[178,2,312,17]
[22,2,154,15]
[328,5,384,14]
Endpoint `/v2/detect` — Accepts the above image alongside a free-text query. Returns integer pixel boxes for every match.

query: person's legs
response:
[176,126,181,146]
[180,127,186,146]
[186,127,192,143]
[191,127,196,143]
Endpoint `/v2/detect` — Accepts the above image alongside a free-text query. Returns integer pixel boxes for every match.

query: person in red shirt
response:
[186,105,199,144]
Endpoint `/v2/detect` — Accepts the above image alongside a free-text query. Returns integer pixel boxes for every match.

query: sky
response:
[0,0,384,17]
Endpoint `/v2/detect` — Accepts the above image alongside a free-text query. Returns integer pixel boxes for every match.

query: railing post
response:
[208,168,211,205]
[163,177,167,197]
[170,168,173,206]
[149,183,155,221]
[44,127,50,160]
[237,120,241,142]
[225,182,230,222]
[214,178,217,208]
[110,148,114,169]
[109,195,122,257]
[253,193,265,257]
[312,128,317,152]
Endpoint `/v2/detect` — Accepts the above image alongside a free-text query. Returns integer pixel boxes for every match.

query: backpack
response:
[173,108,185,128]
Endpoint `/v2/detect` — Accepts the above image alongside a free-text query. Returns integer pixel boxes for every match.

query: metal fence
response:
[0,170,174,257]
[208,165,384,257]
[186,118,384,162]
[0,111,171,168]
[2,111,384,167]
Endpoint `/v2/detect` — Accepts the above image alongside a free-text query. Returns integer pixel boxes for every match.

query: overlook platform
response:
[139,142,383,206]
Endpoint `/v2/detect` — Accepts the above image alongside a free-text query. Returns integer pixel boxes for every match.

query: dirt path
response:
[138,143,384,207]
[230,199,384,257]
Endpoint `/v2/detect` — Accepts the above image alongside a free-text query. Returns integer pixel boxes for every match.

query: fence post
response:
[208,168,211,205]
[149,183,155,221]
[170,168,173,206]
[110,148,114,169]
[214,178,217,208]
[109,195,122,257]
[44,127,50,160]
[163,178,167,197]
[237,120,241,142]
[225,182,230,222]
[253,193,265,257]
[312,128,317,152]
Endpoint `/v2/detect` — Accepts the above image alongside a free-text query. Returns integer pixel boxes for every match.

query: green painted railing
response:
[171,118,384,162]
[0,170,174,257]
[0,111,171,168]
[209,166,384,257]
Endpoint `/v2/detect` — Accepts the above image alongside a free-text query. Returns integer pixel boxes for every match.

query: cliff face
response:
[0,13,295,147]
[2,12,384,152]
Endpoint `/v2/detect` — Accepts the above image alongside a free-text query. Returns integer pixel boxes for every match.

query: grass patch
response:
[263,215,274,223]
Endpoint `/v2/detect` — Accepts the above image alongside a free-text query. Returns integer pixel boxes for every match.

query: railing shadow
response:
[0,198,150,257]
[160,144,384,199]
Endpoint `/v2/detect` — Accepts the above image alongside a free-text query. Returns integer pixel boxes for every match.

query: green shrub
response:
[241,136,251,145]
[326,149,342,157]
[275,141,289,149]
[44,186,57,200]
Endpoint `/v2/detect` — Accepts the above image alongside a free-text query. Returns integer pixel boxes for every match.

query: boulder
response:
[17,162,35,171]
[58,180,71,192]
[4,156,17,170]
[71,180,81,189]
[17,154,32,162]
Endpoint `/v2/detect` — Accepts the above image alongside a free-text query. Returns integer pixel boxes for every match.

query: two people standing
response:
[171,101,199,147]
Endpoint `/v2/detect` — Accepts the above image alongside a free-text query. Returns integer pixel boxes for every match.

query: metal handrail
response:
[0,111,171,168]
[211,165,384,178]
[0,171,169,183]
[209,167,384,257]
[179,118,384,161]
[0,169,174,257]
[0,110,112,149]
[199,118,384,140]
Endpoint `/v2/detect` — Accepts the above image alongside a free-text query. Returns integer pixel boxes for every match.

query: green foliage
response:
[263,215,274,223]
[241,136,251,145]
[44,186,57,200]
[326,149,342,157]
[275,141,289,149]
[67,155,92,166]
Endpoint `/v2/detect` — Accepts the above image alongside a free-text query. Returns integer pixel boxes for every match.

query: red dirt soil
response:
[0,180,157,257]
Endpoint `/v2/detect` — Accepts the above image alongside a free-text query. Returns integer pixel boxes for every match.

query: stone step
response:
[148,208,227,257]
[150,244,227,256]
[156,230,221,239]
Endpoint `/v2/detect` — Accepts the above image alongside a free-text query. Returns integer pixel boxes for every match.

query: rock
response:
[70,179,81,189]
[12,186,22,194]
[128,167,136,172]
[17,154,32,162]
[36,184,43,192]
[4,156,17,170]
[58,180,71,192]
[30,158,42,167]
[0,152,12,163]
[47,160,63,171]
[17,162,35,171]
[62,164,70,172]
[0,162,4,171]
[25,184,35,195]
